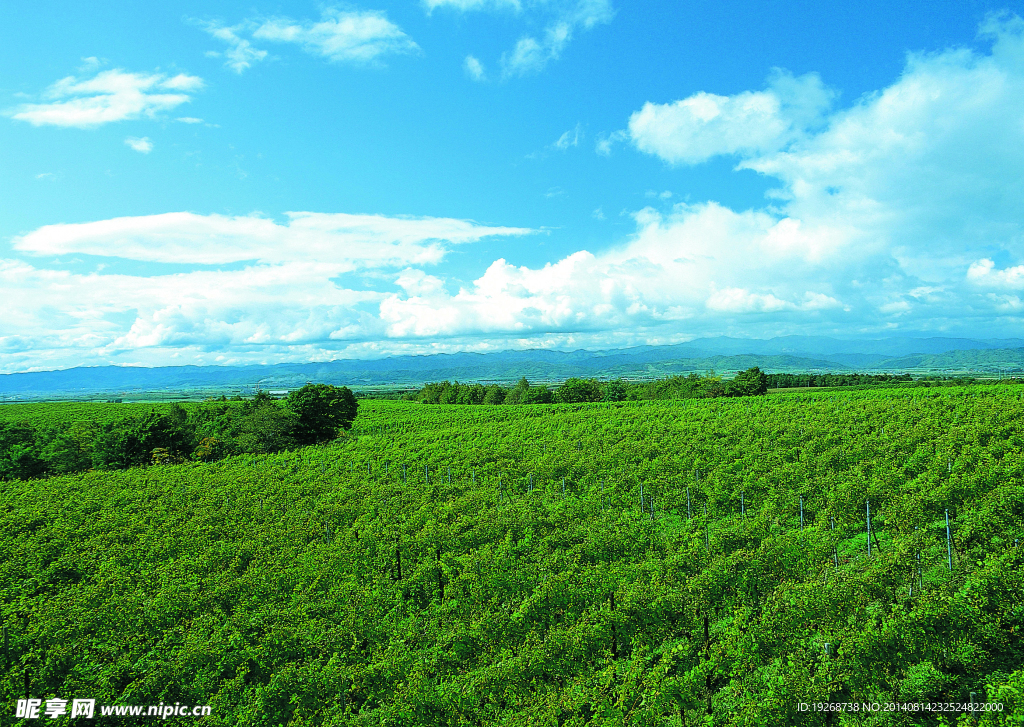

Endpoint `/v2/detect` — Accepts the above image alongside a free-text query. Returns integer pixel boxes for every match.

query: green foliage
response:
[0,394,362,480]
[287,384,359,444]
[728,366,769,396]
[0,386,1022,726]
[554,377,604,403]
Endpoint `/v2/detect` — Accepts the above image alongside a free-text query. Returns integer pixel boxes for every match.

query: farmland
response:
[1,387,1022,725]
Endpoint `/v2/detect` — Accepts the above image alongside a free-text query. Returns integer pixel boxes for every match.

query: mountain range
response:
[2,335,1023,401]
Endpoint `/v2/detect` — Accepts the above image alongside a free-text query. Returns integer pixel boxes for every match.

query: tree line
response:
[0,384,357,481]
[412,367,770,405]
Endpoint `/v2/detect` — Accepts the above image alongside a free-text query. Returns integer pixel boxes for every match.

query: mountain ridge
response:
[3,336,1023,400]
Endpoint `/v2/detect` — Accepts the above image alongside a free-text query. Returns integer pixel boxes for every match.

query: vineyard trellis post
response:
[946,509,953,570]
[831,517,838,570]
[867,499,872,557]
[704,503,709,552]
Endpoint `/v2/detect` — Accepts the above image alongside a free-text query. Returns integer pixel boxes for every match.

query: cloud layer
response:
[1,213,534,371]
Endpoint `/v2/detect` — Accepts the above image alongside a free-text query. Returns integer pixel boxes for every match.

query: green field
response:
[1,388,1022,725]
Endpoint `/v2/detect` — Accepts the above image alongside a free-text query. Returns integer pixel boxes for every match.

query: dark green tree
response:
[483,384,506,404]
[602,380,628,402]
[728,367,769,397]
[287,383,359,444]
[0,422,47,480]
[504,377,531,405]
[554,378,603,403]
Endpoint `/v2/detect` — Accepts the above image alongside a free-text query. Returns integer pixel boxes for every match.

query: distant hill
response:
[2,336,1023,401]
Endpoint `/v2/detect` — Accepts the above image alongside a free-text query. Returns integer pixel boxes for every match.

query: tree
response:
[287,384,358,444]
[234,405,299,453]
[523,386,553,404]
[555,378,603,403]
[504,377,531,405]
[603,381,628,402]
[483,384,506,405]
[728,367,769,397]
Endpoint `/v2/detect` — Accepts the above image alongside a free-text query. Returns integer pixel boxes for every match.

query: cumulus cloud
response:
[628,70,835,164]
[9,69,203,128]
[124,136,153,153]
[967,259,1024,289]
[376,16,1024,342]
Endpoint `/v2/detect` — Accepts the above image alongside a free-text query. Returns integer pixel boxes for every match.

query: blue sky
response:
[2,0,1024,372]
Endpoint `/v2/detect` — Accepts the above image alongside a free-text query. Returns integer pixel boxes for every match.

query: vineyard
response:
[1,387,1022,725]
[0,401,171,428]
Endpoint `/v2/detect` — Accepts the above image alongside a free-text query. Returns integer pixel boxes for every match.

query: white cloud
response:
[124,136,153,153]
[628,70,835,165]
[176,117,204,124]
[2,212,534,372]
[8,16,1024,371]
[553,123,583,149]
[252,9,418,64]
[9,69,203,128]
[464,55,486,81]
[201,22,269,73]
[13,211,533,267]
[595,129,627,156]
[431,0,614,78]
[376,17,1024,343]
[425,0,521,11]
[967,259,1024,289]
